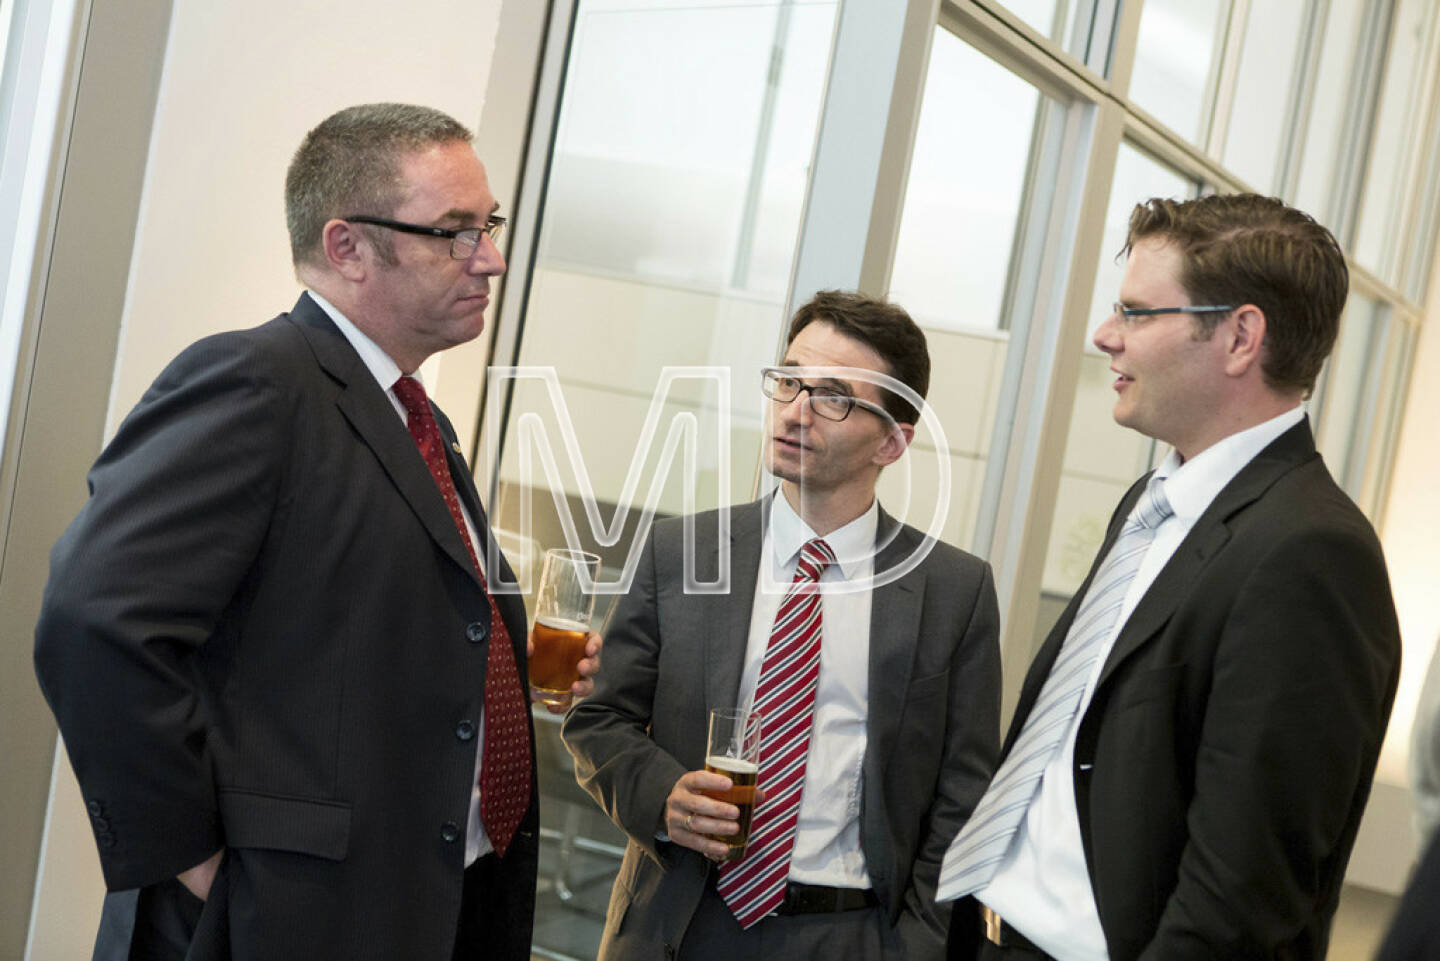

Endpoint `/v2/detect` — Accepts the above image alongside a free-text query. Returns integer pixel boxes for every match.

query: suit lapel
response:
[288,295,481,587]
[1096,420,1320,686]
[705,500,765,713]
[866,508,922,769]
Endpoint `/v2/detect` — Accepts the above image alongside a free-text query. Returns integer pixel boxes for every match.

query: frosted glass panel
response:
[1222,0,1306,192]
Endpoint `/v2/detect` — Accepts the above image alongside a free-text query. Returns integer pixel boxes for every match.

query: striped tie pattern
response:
[938,476,1173,900]
[393,376,531,858]
[717,537,835,928]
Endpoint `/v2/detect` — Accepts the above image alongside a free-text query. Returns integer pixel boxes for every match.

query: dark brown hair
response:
[286,103,473,267]
[1125,194,1348,395]
[788,290,930,424]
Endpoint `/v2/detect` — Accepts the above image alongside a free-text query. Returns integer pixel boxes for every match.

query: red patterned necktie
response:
[392,375,530,857]
[717,536,836,927]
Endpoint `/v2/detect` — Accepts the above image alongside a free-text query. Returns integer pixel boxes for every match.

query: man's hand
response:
[664,769,741,861]
[177,849,224,901]
[526,630,603,713]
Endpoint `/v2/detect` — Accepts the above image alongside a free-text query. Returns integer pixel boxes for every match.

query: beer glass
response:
[699,707,762,861]
[528,548,600,707]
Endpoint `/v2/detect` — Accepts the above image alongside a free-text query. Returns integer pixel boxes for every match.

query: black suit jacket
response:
[564,499,1001,961]
[34,294,538,961]
[951,419,1400,961]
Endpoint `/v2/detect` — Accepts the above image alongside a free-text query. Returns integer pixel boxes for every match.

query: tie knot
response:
[1132,475,1174,531]
[392,375,429,418]
[796,538,835,581]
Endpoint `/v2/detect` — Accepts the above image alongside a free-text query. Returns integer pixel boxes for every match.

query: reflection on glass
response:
[1128,0,1229,142]
[1035,144,1193,647]
[883,27,1050,551]
[1354,0,1433,278]
[1222,0,1306,193]
[1294,0,1367,222]
[491,6,838,951]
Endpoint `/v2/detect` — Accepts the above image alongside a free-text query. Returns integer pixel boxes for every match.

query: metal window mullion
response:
[477,0,579,506]
[1331,0,1397,248]
[1204,0,1248,160]
[1274,0,1332,201]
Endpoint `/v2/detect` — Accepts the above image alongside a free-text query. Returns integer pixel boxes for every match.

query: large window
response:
[488,0,1434,950]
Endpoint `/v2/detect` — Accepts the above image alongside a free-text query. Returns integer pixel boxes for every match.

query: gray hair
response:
[285,103,473,267]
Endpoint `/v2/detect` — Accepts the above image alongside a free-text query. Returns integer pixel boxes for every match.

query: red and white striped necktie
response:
[717,537,835,927]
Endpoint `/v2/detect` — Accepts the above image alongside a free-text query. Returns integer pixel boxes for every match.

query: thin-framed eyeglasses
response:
[761,367,889,423]
[1112,302,1235,324]
[345,214,507,259]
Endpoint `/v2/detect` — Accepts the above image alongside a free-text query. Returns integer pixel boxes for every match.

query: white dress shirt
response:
[979,405,1306,961]
[737,489,877,888]
[309,291,495,865]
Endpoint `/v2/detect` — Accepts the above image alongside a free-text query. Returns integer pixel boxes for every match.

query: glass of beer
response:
[528,548,600,707]
[699,707,762,861]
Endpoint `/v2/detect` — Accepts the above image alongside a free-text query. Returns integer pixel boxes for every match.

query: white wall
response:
[27,3,504,957]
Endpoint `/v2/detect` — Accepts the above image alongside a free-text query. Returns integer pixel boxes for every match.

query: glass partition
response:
[885,26,1056,551]
[1128,0,1230,142]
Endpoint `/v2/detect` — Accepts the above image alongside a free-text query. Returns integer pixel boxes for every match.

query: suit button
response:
[92,817,110,831]
[466,621,488,644]
[87,801,103,816]
[456,721,476,741]
[97,834,116,849]
[441,822,460,843]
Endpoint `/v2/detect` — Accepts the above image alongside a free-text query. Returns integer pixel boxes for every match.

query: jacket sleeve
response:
[1139,523,1400,959]
[899,560,1002,961]
[562,527,688,862]
[33,334,287,891]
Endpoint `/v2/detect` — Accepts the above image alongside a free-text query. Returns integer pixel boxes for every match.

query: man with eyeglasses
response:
[34,103,597,961]
[940,194,1400,961]
[564,290,1002,961]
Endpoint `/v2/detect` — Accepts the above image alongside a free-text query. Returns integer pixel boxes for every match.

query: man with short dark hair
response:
[34,103,596,961]
[563,290,1002,961]
[940,194,1401,961]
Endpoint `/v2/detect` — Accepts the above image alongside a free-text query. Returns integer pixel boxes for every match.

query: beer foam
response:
[705,756,758,775]
[535,615,588,633]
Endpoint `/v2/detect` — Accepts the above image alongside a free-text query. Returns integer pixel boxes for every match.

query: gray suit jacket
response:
[563,498,1000,960]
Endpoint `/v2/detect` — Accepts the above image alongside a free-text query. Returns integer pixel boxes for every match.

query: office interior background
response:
[3,0,1440,957]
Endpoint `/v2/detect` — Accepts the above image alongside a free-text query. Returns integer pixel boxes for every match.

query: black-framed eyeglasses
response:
[761,367,889,422]
[345,214,507,259]
[1112,302,1235,324]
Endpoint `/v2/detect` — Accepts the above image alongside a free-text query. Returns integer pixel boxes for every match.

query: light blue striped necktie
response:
[938,474,1173,900]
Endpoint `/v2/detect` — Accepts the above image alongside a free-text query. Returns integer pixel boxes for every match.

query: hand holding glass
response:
[698,707,762,861]
[528,549,600,707]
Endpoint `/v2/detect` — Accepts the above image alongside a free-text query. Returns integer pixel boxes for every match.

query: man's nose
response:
[1093,312,1122,353]
[466,233,506,276]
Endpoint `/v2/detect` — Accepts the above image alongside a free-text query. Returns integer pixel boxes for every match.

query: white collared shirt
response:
[978,405,1306,961]
[738,489,877,888]
[307,290,495,865]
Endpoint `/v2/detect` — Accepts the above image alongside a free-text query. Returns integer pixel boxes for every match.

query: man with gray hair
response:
[35,103,595,960]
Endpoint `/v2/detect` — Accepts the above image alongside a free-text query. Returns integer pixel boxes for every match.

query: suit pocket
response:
[218,789,351,860]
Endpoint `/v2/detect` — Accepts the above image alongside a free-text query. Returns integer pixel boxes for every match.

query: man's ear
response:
[1223,304,1267,378]
[873,420,915,468]
[322,219,368,282]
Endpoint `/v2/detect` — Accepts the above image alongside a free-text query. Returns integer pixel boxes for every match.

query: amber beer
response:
[528,615,589,706]
[700,756,759,861]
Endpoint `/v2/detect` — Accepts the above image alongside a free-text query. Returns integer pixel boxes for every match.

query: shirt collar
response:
[768,488,879,580]
[1152,405,1306,524]
[306,290,412,394]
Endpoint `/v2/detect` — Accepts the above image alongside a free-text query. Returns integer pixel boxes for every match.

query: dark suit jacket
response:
[949,419,1400,961]
[563,498,1001,961]
[1377,831,1440,960]
[34,294,538,961]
